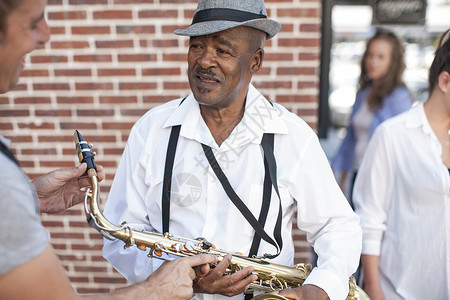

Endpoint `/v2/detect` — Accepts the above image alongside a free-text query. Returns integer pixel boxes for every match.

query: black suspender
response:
[161,125,181,234]
[0,140,19,166]
[162,127,282,254]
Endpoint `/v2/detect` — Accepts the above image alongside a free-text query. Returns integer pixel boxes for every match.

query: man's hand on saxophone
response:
[193,255,258,297]
[33,162,105,214]
[140,254,219,300]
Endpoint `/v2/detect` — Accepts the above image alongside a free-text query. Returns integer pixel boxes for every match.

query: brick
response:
[143,38,179,48]
[47,11,87,20]
[95,40,134,49]
[60,122,98,130]
[142,67,180,76]
[277,67,317,76]
[20,70,49,77]
[31,55,68,63]
[57,96,95,104]
[51,41,90,49]
[97,68,136,76]
[162,53,187,62]
[163,81,190,90]
[0,123,13,130]
[279,37,320,48]
[14,97,52,105]
[116,25,155,34]
[55,69,92,76]
[118,53,156,62]
[0,110,29,117]
[93,10,132,20]
[75,82,114,91]
[102,122,134,130]
[35,109,72,117]
[74,54,112,63]
[18,122,55,130]
[118,82,157,90]
[72,26,111,35]
[50,27,66,35]
[278,8,319,18]
[138,9,178,19]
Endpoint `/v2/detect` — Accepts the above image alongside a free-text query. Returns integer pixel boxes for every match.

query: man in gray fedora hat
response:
[103,0,362,299]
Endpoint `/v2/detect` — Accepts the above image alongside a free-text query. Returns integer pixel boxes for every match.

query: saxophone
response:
[73,130,369,300]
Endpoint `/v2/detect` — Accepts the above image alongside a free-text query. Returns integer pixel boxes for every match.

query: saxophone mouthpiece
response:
[73,130,96,171]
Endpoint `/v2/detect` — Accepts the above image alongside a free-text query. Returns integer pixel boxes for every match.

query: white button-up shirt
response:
[353,103,450,299]
[102,84,361,300]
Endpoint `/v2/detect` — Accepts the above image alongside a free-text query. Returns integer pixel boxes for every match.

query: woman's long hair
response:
[358,29,406,111]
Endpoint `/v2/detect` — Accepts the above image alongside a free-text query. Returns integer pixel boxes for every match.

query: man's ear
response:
[437,71,450,93]
[251,48,264,73]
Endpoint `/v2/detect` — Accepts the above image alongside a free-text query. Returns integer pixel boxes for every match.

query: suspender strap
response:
[0,140,19,166]
[248,136,273,257]
[260,133,284,254]
[162,125,181,234]
[201,132,283,259]
[245,134,274,300]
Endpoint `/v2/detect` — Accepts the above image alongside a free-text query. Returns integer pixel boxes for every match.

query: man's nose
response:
[197,48,216,68]
[37,18,51,44]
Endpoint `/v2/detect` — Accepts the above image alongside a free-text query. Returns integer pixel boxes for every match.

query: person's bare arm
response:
[0,244,217,300]
[361,254,385,300]
[33,163,105,213]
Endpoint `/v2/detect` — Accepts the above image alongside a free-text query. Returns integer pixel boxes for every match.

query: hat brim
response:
[174,19,281,40]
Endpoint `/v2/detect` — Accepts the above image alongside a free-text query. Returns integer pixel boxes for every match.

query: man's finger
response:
[194,262,211,277]
[183,254,218,268]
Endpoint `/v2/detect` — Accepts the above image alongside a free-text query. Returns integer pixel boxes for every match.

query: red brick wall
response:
[0,0,321,293]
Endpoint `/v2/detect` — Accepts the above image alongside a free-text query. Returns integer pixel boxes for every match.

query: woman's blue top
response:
[331,85,413,172]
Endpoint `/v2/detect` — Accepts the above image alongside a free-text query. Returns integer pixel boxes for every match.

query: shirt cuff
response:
[361,239,381,256]
[303,268,348,300]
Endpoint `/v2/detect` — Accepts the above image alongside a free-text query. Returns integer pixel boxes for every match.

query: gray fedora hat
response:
[174,0,281,39]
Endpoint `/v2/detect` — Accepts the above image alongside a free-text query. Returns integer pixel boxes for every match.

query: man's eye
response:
[190,44,201,50]
[217,48,228,54]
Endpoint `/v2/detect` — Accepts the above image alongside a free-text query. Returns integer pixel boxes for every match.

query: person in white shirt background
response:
[353,28,450,300]
[102,0,362,300]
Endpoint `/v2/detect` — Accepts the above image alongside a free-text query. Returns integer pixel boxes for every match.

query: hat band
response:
[191,8,267,25]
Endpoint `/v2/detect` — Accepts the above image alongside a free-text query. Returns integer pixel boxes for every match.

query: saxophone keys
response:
[137,244,147,251]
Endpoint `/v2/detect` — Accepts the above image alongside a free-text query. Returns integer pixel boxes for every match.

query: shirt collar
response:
[163,84,288,150]
[405,102,433,136]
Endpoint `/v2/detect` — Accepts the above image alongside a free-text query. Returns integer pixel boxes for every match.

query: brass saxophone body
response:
[73,130,369,300]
